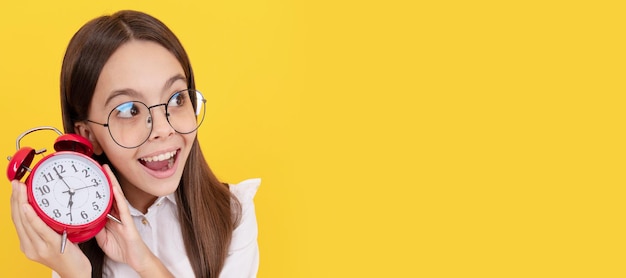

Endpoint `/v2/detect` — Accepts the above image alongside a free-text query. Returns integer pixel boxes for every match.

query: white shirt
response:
[53,178,261,278]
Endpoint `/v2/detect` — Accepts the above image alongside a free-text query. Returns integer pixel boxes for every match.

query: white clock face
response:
[30,153,111,226]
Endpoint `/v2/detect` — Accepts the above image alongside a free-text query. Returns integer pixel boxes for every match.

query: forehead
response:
[93,40,187,104]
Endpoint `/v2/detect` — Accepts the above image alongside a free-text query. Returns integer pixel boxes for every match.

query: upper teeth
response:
[141,151,176,162]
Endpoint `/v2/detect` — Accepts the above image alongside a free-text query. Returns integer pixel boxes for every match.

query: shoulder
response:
[229,178,261,204]
[227,179,261,253]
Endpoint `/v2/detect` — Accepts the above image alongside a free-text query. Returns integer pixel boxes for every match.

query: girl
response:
[10,10,260,277]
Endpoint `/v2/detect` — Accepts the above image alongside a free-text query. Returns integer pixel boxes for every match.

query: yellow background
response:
[0,0,624,277]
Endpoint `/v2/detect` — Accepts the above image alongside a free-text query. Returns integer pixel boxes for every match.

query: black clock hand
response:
[66,189,75,224]
[54,168,72,190]
[71,184,98,192]
[67,189,75,209]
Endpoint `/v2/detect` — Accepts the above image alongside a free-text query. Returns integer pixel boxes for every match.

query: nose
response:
[147,103,174,140]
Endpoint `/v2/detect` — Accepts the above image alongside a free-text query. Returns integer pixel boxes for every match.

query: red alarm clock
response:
[7,126,117,252]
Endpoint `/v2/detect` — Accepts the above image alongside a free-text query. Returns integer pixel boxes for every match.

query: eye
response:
[168,92,186,108]
[113,102,142,118]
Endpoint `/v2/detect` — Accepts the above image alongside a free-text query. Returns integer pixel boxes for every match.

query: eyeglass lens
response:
[106,89,206,148]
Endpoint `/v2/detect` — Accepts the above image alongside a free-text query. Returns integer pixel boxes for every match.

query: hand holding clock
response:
[9,164,170,277]
[94,165,175,277]
[10,179,91,278]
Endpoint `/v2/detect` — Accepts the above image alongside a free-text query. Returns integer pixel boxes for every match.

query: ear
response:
[74,122,104,155]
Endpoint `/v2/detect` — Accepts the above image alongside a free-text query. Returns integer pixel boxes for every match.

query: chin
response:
[144,174,183,197]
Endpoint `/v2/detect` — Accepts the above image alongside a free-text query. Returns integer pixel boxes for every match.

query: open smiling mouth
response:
[139,150,178,171]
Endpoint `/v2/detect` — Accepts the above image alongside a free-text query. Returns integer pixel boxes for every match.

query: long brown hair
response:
[60,10,241,277]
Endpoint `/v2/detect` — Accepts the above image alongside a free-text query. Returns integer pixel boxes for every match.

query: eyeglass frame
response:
[86,89,206,149]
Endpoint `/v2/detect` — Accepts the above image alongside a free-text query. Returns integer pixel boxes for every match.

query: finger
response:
[21,202,85,265]
[103,165,131,224]
[16,181,63,253]
[19,203,55,259]
[14,180,46,243]
[10,180,34,252]
[10,180,25,227]
[10,180,27,225]
[20,202,62,248]
[95,220,122,246]
[94,224,107,243]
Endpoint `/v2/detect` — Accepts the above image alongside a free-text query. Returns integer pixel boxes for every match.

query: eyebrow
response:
[164,74,187,92]
[104,89,141,107]
[104,74,187,107]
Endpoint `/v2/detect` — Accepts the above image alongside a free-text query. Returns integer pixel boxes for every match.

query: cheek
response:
[102,150,138,186]
[183,132,197,143]
[99,141,137,169]
[182,133,197,153]
[175,134,196,166]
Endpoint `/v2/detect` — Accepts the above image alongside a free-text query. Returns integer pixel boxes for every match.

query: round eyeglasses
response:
[87,89,206,149]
